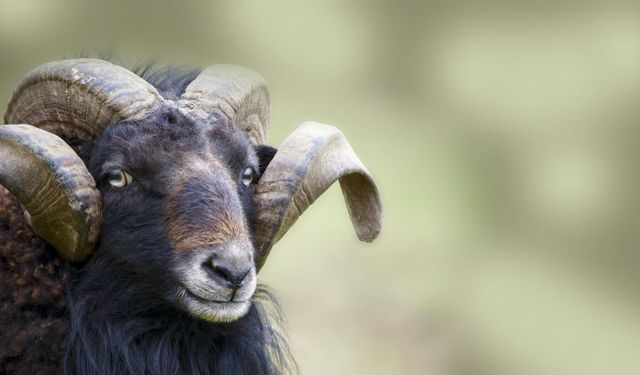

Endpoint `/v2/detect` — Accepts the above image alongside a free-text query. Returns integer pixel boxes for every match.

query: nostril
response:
[202,260,229,283]
[203,258,250,288]
[228,268,250,288]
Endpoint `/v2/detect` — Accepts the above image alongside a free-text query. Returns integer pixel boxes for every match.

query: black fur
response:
[133,64,202,100]
[65,281,293,375]
[64,107,295,375]
[0,64,296,374]
[255,145,278,176]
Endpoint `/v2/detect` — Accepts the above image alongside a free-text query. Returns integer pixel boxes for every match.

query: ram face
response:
[0,59,382,323]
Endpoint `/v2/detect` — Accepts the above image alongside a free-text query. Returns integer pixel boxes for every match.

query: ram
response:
[0,59,382,375]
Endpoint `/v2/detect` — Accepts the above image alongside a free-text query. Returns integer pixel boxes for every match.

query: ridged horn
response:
[179,65,269,144]
[2,58,163,261]
[4,58,163,142]
[0,125,101,262]
[254,122,383,271]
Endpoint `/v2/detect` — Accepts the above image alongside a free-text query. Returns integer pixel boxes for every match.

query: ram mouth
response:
[177,285,251,323]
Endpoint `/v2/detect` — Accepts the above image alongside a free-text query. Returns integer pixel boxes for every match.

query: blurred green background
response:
[2,1,640,374]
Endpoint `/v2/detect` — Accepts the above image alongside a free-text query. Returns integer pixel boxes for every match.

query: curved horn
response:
[0,125,101,262]
[2,59,162,261]
[179,65,269,144]
[254,122,383,271]
[4,58,163,143]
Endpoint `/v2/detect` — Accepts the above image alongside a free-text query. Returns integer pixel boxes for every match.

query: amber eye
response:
[241,167,254,187]
[108,170,133,188]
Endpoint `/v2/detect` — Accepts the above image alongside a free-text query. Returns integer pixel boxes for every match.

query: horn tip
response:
[356,220,382,243]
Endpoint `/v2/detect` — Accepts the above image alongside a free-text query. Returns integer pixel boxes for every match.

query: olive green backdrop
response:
[1,1,639,374]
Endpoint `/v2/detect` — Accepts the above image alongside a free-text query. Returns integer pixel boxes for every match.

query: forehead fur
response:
[89,107,258,178]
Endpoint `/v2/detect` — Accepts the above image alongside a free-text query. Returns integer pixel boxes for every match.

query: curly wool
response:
[0,186,70,375]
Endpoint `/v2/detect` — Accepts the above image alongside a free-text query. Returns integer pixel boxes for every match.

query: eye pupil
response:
[241,168,254,187]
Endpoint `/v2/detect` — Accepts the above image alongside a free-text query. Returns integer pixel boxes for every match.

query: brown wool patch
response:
[0,186,70,374]
[164,163,249,253]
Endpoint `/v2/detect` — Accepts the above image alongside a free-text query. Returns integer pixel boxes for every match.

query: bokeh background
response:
[1,1,639,374]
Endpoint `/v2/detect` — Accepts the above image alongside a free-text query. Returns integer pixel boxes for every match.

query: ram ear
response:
[255,145,278,176]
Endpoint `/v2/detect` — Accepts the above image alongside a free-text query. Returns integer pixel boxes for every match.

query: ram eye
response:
[107,170,133,188]
[241,167,255,187]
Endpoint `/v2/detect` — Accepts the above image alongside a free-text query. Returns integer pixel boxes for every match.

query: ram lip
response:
[182,285,248,304]
[176,284,252,322]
